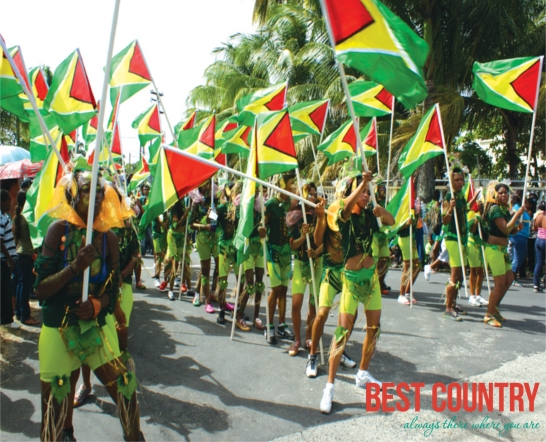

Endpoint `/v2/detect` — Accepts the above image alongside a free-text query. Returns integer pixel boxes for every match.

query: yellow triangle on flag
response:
[353,84,392,114]
[110,41,151,88]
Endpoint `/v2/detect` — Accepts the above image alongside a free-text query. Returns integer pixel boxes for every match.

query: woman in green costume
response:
[35,170,142,441]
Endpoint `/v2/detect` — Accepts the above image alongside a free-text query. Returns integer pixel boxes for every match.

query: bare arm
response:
[314,201,326,247]
[340,172,372,220]
[493,206,526,236]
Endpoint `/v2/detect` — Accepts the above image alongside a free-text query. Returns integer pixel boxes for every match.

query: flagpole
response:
[259,185,272,342]
[409,208,414,309]
[230,264,244,340]
[437,103,468,299]
[295,168,325,365]
[165,145,325,212]
[310,100,330,192]
[521,56,543,207]
[386,96,395,200]
[139,41,177,147]
[0,38,66,167]
[81,0,121,302]
[318,0,381,225]
[374,117,380,175]
[477,222,492,297]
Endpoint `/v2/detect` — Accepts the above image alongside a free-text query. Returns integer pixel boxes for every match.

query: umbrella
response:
[0,145,31,164]
[0,159,43,180]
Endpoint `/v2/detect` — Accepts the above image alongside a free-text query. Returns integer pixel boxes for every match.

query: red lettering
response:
[396,382,410,412]
[366,383,381,411]
[432,383,446,412]
[447,383,462,412]
[524,383,539,412]
[478,383,493,412]
[382,382,395,412]
[496,383,508,412]
[462,383,477,412]
[510,383,524,412]
[410,382,425,412]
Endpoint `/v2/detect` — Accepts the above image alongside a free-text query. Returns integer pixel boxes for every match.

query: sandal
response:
[288,340,301,356]
[235,318,251,332]
[484,314,502,328]
[253,318,265,330]
[135,281,147,290]
[74,384,91,407]
[493,307,506,322]
[443,310,462,321]
[22,317,40,326]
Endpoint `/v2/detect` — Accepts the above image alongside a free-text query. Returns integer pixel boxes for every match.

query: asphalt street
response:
[1,252,545,441]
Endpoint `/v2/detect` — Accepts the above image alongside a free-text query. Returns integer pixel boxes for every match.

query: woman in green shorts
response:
[483,183,525,327]
[165,199,190,300]
[35,170,142,441]
[467,208,488,307]
[396,215,420,305]
[151,213,168,287]
[320,172,394,414]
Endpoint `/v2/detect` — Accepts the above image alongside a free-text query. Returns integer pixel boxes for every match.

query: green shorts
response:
[398,236,418,261]
[166,230,188,261]
[318,266,343,309]
[340,267,381,315]
[219,251,240,278]
[372,234,390,259]
[467,239,483,269]
[445,239,468,268]
[196,230,219,261]
[38,314,121,382]
[153,234,167,256]
[485,245,511,277]
[119,282,133,327]
[291,258,323,301]
[267,261,291,288]
[243,253,265,271]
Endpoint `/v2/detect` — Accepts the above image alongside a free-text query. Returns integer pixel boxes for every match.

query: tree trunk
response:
[505,123,519,179]
[416,80,437,203]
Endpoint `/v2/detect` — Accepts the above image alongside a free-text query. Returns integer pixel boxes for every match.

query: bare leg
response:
[327,313,355,384]
[291,293,303,343]
[359,309,381,371]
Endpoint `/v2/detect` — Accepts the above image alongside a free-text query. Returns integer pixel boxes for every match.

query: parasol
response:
[0,145,31,164]
[0,159,43,180]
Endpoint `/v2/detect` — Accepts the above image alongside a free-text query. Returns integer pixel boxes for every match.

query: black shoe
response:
[62,427,76,442]
[277,323,294,340]
[217,310,226,325]
[264,326,277,345]
[186,289,196,297]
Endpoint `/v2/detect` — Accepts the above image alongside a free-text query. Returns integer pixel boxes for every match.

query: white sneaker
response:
[320,384,334,414]
[355,370,382,390]
[340,352,357,369]
[468,295,480,306]
[306,354,318,378]
[168,290,175,301]
[424,265,432,281]
[476,295,489,306]
[154,279,161,288]
[397,295,410,305]
[9,322,20,330]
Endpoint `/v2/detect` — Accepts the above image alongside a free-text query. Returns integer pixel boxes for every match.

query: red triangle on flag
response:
[364,121,377,149]
[182,112,197,130]
[165,149,220,199]
[215,152,226,166]
[56,137,70,183]
[35,69,49,101]
[264,86,286,111]
[263,112,297,157]
[342,124,357,153]
[224,121,238,133]
[12,47,30,90]
[325,0,374,45]
[511,59,540,111]
[148,106,161,132]
[409,176,415,210]
[70,54,97,107]
[424,109,444,148]
[376,88,393,110]
[142,157,150,173]
[241,126,252,147]
[111,126,122,155]
[128,42,152,81]
[199,119,215,149]
[309,102,328,133]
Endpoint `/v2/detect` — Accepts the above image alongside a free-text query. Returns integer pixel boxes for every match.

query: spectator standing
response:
[533,201,546,293]
[510,194,530,286]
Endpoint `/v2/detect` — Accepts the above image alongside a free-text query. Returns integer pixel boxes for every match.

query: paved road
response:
[1,253,545,441]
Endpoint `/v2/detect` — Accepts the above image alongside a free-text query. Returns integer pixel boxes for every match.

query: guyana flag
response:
[323,0,428,109]
[44,49,97,133]
[360,117,378,157]
[317,120,356,165]
[215,116,238,142]
[386,176,415,235]
[132,104,161,147]
[288,99,329,142]
[29,113,61,163]
[147,136,163,161]
[233,126,258,264]
[236,82,287,127]
[464,174,480,213]
[0,45,28,121]
[139,146,219,230]
[398,104,444,178]
[256,109,298,179]
[109,40,152,106]
[82,101,100,146]
[222,125,252,156]
[110,124,123,156]
[23,135,69,248]
[178,116,216,159]
[472,56,543,114]
[23,67,49,113]
[128,157,151,193]
[349,80,393,116]
[175,110,198,133]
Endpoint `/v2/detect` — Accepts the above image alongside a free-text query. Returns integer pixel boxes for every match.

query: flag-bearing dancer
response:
[467,205,489,307]
[164,199,189,301]
[215,182,239,325]
[34,170,142,441]
[151,214,168,289]
[286,186,323,356]
[235,186,267,331]
[320,172,394,414]
[373,180,391,295]
[396,211,421,305]
[189,181,220,312]
[483,182,525,327]
[263,173,296,344]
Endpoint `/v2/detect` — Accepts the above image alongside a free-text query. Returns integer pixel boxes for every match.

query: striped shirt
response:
[0,213,17,260]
